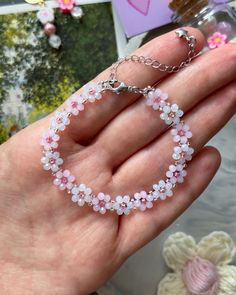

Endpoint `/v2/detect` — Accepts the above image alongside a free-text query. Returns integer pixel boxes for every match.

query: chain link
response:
[103,29,197,95]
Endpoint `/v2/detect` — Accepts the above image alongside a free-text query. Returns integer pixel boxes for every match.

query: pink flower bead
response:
[160,103,184,125]
[40,129,60,151]
[207,32,228,49]
[92,192,112,214]
[153,180,173,200]
[146,88,168,110]
[71,183,92,206]
[113,195,133,215]
[81,82,102,102]
[134,191,153,211]
[171,123,192,144]
[65,93,85,115]
[166,164,187,184]
[58,0,75,12]
[53,170,75,190]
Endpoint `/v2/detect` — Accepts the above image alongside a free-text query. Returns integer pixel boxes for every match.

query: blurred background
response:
[0,1,235,294]
[0,1,116,141]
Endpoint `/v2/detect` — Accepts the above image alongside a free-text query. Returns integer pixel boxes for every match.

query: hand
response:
[0,28,235,295]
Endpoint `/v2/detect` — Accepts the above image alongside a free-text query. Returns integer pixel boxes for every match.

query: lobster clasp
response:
[175,28,188,39]
[107,80,128,94]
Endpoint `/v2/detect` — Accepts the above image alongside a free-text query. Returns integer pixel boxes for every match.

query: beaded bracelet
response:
[40,29,196,216]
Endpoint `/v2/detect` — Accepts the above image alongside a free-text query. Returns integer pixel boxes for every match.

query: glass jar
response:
[169,0,236,50]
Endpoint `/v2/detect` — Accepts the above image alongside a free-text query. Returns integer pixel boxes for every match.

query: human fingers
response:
[63,28,204,144]
[95,44,236,168]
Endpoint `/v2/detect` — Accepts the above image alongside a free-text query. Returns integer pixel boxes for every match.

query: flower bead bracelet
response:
[40,29,196,216]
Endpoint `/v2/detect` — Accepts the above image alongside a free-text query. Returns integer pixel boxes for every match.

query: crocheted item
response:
[158,232,236,295]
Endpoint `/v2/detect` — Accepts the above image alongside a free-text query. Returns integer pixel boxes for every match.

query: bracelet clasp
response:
[104,80,128,94]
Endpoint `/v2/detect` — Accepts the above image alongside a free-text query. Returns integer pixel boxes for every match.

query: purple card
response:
[113,0,173,38]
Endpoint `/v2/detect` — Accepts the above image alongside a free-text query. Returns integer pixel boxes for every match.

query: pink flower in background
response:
[207,32,228,49]
[58,0,75,12]
[158,232,236,295]
[37,7,54,24]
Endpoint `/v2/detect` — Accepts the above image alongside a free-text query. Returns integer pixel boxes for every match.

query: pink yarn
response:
[182,256,219,295]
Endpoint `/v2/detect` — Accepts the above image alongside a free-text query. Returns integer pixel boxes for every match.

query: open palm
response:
[0,28,235,295]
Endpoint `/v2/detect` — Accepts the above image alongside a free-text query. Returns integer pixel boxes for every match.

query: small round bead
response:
[100,207,106,214]
[71,195,78,202]
[53,178,60,186]
[59,183,66,190]
[78,198,85,207]
[117,209,123,215]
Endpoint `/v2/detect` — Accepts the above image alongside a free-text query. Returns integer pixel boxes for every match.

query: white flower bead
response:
[134,191,153,211]
[172,144,194,163]
[51,111,70,131]
[153,181,173,200]
[71,183,93,206]
[160,103,184,125]
[41,151,63,172]
[113,195,133,215]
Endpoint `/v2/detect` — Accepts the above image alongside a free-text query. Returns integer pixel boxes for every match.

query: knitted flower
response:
[208,32,228,49]
[158,232,236,295]
[37,7,54,24]
[58,0,75,12]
